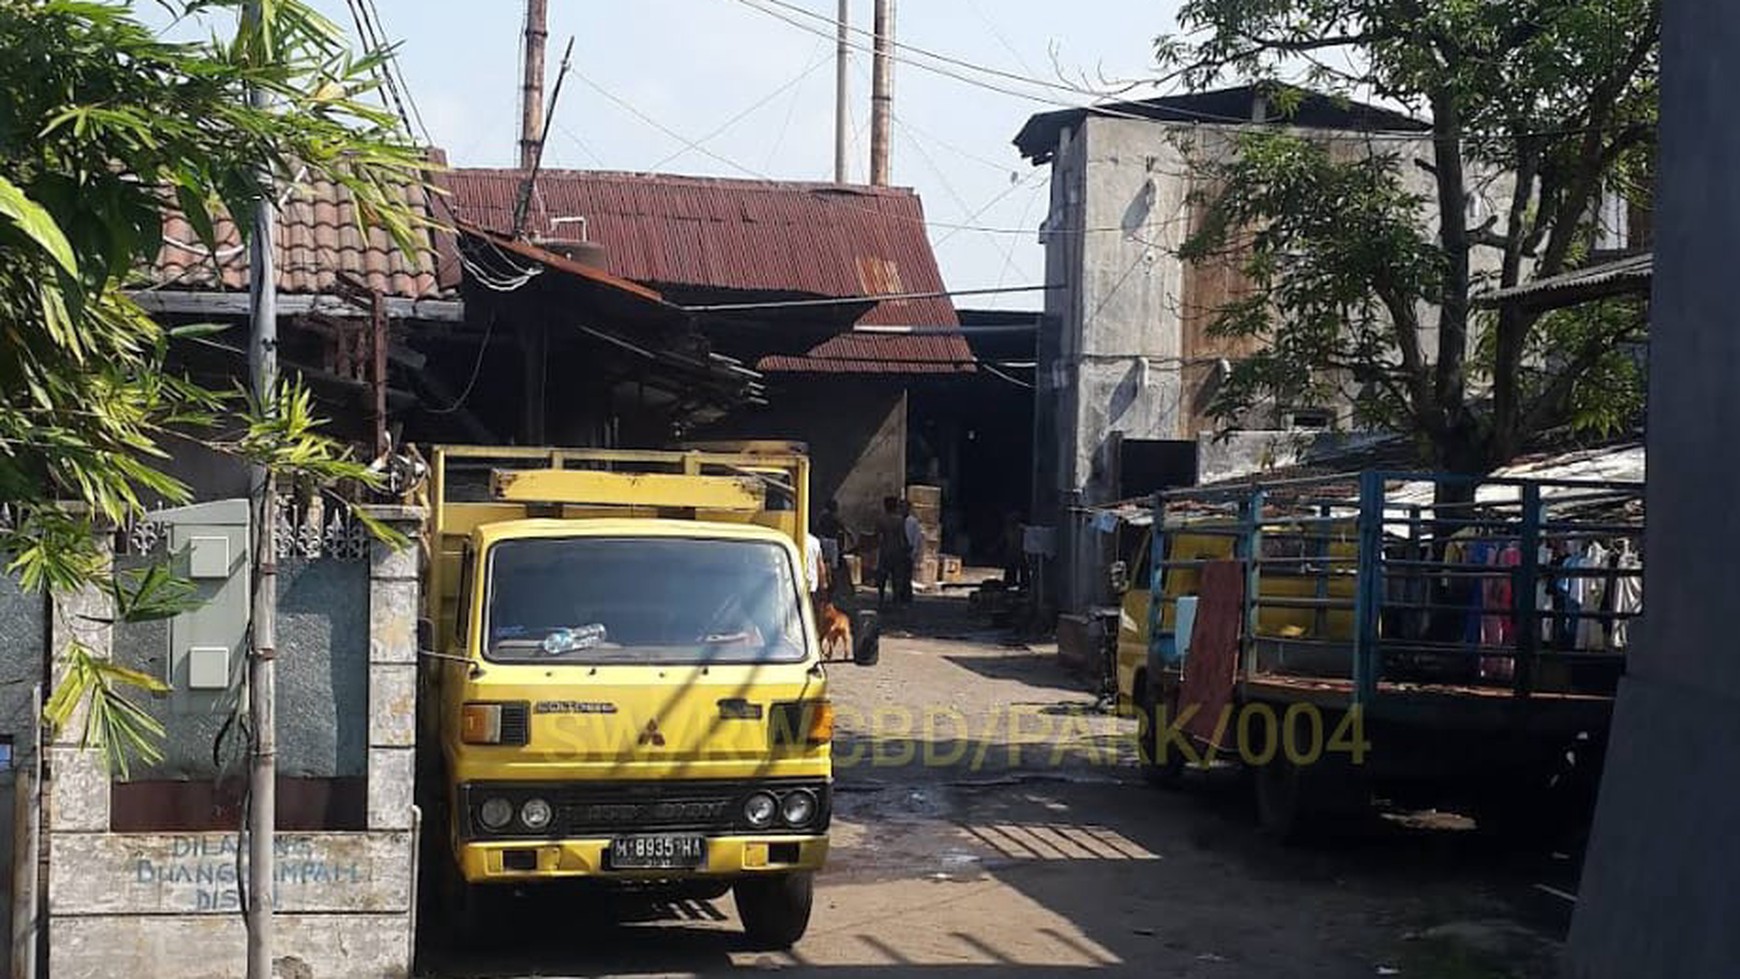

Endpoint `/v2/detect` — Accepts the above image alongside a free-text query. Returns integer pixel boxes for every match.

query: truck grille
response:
[559,779,830,836]
[459,779,830,839]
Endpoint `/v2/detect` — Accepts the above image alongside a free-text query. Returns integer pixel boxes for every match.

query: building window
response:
[1284,408,1334,431]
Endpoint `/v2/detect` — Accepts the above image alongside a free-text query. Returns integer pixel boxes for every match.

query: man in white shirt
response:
[805,533,829,615]
[900,501,922,605]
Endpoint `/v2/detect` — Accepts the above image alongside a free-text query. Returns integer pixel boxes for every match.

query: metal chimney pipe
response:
[519,0,549,170]
[834,0,850,183]
[870,0,894,186]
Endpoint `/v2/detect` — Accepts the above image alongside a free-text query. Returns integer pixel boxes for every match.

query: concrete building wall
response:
[701,379,907,539]
[1056,117,1194,507]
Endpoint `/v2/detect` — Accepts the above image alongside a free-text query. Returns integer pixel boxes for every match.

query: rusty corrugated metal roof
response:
[145,170,450,301]
[443,169,973,374]
[759,332,974,374]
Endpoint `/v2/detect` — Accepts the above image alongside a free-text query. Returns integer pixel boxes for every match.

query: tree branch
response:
[1521,318,1646,435]
[1428,86,1472,422]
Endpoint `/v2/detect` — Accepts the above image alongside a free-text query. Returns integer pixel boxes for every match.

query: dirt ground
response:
[426,593,1568,979]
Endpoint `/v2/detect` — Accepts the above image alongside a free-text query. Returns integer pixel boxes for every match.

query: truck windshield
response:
[483,536,808,665]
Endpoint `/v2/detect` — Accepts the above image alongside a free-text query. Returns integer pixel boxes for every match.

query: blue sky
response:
[284,1,1188,309]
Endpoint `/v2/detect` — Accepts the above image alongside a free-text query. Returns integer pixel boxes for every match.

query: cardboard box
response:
[941,554,963,583]
[905,485,942,508]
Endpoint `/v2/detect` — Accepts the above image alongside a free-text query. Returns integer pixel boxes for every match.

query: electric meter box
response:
[147,499,250,715]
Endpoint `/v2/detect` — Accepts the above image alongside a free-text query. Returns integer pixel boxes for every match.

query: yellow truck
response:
[1111,517,1356,783]
[415,444,875,949]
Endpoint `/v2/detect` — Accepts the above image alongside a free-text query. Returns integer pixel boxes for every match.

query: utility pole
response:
[519,0,549,170]
[242,3,278,978]
[869,0,894,186]
[834,0,850,183]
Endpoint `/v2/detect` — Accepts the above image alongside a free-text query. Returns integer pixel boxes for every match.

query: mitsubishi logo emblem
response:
[638,719,665,747]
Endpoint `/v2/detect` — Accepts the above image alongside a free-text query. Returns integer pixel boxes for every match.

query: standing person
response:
[805,530,829,621]
[814,498,850,599]
[900,500,922,606]
[876,496,905,608]
[1002,511,1026,588]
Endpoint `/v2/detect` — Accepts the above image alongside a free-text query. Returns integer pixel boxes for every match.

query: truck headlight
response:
[478,797,514,831]
[780,789,818,828]
[520,797,553,831]
[743,791,778,828]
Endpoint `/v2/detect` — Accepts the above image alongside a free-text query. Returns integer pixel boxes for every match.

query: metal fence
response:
[1148,471,1645,705]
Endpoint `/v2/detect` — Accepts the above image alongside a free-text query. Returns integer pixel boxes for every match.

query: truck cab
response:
[417,445,873,949]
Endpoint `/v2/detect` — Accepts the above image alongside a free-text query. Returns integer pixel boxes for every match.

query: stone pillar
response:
[365,506,424,835]
[1566,6,1740,976]
[46,534,115,838]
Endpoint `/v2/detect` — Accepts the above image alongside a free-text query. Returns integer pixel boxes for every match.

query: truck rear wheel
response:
[734,872,814,949]
[1254,754,1367,844]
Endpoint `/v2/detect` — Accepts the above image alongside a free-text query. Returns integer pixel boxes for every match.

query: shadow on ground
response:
[418,597,1573,978]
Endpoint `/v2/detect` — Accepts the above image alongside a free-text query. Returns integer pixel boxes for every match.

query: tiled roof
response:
[443,169,973,374]
[143,169,450,301]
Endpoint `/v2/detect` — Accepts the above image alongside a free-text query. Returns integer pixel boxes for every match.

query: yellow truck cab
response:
[1113,510,1357,781]
[416,445,875,949]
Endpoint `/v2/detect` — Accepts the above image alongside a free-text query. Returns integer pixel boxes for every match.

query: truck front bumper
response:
[457,834,829,884]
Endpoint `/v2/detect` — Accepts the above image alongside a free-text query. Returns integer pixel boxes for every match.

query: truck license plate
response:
[609,835,707,870]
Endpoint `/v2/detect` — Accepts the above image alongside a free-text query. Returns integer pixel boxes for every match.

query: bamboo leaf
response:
[0,175,79,277]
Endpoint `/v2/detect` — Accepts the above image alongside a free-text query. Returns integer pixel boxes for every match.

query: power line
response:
[743,0,1156,105]
[650,42,834,172]
[575,68,766,179]
[553,120,607,167]
[570,67,1093,236]
[728,0,1653,147]
[679,283,1058,313]
[933,169,1050,246]
[360,0,433,145]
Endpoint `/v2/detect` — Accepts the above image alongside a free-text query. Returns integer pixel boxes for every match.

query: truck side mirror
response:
[852,610,880,667]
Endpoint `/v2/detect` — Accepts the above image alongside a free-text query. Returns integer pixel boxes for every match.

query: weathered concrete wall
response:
[701,379,907,538]
[112,556,369,784]
[1068,117,1193,506]
[47,506,423,978]
[1567,5,1740,975]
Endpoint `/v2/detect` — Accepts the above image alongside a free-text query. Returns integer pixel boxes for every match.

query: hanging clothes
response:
[1536,542,1555,643]
[1609,543,1643,650]
[1480,541,1520,646]
[1481,542,1520,680]
[1464,540,1494,648]
[1573,540,1611,650]
[1554,540,1583,650]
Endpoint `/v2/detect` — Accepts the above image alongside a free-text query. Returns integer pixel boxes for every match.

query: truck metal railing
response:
[1148,471,1645,705]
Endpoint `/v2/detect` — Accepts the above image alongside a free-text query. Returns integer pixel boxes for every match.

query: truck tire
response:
[853,610,881,666]
[1254,755,1366,844]
[735,872,814,949]
[436,858,492,951]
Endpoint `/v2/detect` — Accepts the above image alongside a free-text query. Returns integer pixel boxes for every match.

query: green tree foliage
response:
[1162,1,1659,475]
[0,0,427,773]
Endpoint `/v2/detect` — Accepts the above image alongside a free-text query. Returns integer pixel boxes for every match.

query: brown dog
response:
[819,600,854,660]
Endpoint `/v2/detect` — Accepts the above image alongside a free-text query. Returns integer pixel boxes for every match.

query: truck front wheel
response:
[734,872,814,949]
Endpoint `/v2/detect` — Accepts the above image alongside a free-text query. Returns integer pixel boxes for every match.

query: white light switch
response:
[188,536,230,579]
[187,646,230,690]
